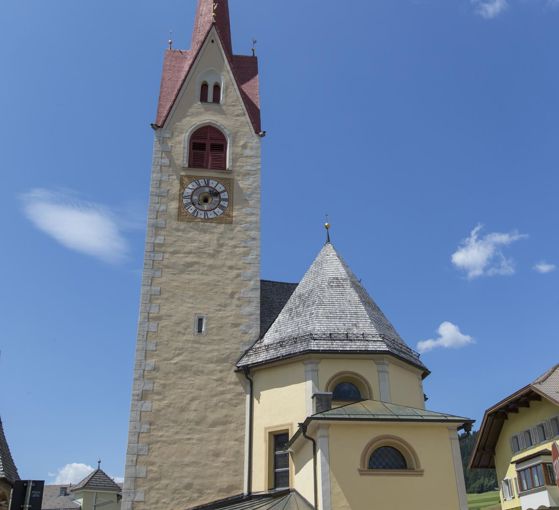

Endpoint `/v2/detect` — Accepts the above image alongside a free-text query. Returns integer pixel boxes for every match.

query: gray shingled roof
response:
[187,490,313,510]
[71,468,121,493]
[0,417,19,485]
[532,363,559,405]
[42,485,80,510]
[260,280,298,336]
[239,243,426,372]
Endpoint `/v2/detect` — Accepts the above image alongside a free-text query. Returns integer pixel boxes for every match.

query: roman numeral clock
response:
[178,176,234,224]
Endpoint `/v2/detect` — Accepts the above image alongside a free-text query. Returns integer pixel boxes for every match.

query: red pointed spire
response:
[191,0,233,55]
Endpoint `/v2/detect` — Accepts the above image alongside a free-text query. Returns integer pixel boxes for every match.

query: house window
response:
[333,382,362,402]
[518,463,555,492]
[551,417,559,437]
[213,83,221,104]
[200,82,209,103]
[272,433,290,489]
[523,430,533,448]
[188,126,227,170]
[511,435,520,454]
[59,487,69,497]
[501,479,514,501]
[536,424,547,443]
[369,446,407,470]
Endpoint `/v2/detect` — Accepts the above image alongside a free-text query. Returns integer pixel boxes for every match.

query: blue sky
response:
[1,0,558,483]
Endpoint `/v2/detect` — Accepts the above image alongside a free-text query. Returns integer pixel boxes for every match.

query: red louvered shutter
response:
[212,84,221,104]
[200,82,209,103]
[189,126,227,170]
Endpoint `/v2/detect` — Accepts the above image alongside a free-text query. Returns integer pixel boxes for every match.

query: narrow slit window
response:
[195,316,206,335]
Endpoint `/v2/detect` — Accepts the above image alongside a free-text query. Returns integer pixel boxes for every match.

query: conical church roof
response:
[239,243,427,373]
[0,417,20,485]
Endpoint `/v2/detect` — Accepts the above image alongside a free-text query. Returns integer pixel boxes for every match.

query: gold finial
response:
[324,215,331,244]
[212,2,219,22]
[168,30,173,50]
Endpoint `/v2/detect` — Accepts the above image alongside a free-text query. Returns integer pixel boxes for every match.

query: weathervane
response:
[252,38,258,57]
[324,215,331,244]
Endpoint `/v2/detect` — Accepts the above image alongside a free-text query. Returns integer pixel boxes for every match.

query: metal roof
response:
[239,243,427,373]
[311,400,472,423]
[0,417,19,485]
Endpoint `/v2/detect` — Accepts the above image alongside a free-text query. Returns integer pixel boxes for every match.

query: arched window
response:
[212,83,221,104]
[369,446,407,470]
[200,82,209,103]
[189,126,227,170]
[333,382,362,402]
[359,435,422,476]
[326,372,371,403]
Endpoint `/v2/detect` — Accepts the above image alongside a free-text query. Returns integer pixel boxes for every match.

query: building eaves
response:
[0,417,19,485]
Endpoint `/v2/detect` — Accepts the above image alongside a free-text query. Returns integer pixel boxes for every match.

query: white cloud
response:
[533,261,556,274]
[417,322,474,354]
[451,224,527,279]
[21,189,129,264]
[53,463,94,484]
[473,0,509,18]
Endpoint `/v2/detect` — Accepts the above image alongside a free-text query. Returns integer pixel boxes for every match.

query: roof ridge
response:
[532,363,559,385]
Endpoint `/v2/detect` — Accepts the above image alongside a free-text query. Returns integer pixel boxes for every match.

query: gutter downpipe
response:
[300,422,318,510]
[242,367,254,496]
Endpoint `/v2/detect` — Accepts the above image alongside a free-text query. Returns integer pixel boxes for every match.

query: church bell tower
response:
[123,1,262,508]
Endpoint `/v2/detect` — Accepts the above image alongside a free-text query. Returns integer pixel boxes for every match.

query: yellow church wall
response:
[328,423,463,510]
[252,361,307,492]
[389,361,425,409]
[127,26,262,510]
[291,440,315,505]
[494,398,559,510]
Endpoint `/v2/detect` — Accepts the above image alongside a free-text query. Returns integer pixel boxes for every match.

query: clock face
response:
[181,178,229,220]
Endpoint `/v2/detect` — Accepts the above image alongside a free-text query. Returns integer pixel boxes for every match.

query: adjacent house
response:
[471,364,559,510]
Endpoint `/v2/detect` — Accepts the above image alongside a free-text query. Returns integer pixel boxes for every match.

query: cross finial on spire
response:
[168,30,173,50]
[324,215,331,244]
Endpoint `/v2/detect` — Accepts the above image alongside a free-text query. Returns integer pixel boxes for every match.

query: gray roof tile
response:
[0,417,19,485]
[71,468,121,493]
[240,244,426,372]
[187,490,313,510]
[42,485,80,510]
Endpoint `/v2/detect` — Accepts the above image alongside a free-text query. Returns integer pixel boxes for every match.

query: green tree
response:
[460,431,498,494]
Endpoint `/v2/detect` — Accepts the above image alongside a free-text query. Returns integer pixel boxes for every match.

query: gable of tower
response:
[154,6,260,132]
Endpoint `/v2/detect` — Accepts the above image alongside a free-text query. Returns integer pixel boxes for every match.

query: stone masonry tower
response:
[123,1,262,508]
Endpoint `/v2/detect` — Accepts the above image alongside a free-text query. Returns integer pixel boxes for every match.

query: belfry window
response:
[189,126,227,170]
[369,446,408,470]
[213,83,221,104]
[333,382,362,402]
[200,82,209,103]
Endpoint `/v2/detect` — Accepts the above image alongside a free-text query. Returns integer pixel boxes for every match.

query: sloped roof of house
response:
[470,363,559,469]
[42,485,80,510]
[0,417,19,485]
[70,468,121,493]
[239,243,427,374]
[186,490,313,510]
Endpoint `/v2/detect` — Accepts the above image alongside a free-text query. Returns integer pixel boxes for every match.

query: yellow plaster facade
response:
[74,490,121,510]
[495,399,559,510]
